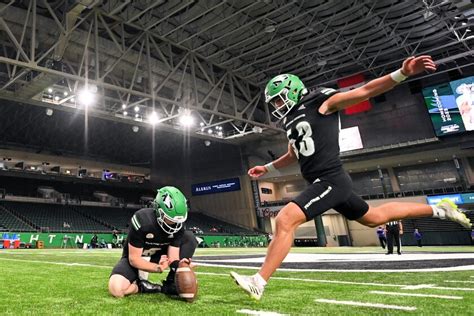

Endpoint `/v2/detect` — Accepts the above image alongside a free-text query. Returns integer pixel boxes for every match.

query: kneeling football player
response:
[108,186,197,298]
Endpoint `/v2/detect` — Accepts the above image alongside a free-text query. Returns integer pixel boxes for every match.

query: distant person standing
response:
[376,226,386,249]
[414,228,423,247]
[385,221,403,255]
[90,234,98,249]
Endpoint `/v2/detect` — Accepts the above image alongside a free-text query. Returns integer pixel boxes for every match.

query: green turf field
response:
[0,247,473,315]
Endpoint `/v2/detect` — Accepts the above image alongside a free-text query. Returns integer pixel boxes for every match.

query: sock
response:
[431,205,446,219]
[253,273,267,288]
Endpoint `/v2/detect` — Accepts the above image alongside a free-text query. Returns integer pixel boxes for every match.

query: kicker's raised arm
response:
[319,55,437,115]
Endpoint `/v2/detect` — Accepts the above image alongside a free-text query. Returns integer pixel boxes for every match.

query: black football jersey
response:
[121,208,184,259]
[283,87,342,182]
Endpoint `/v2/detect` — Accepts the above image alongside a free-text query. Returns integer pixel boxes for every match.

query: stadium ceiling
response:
[0,0,472,142]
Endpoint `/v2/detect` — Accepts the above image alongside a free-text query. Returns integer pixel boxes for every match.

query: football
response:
[175,260,198,302]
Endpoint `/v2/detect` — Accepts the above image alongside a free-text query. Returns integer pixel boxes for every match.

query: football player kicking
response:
[231,55,472,300]
[109,186,197,298]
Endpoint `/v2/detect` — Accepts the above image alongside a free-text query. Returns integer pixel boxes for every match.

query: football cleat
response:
[437,199,472,229]
[137,279,161,294]
[230,271,264,301]
[161,279,178,296]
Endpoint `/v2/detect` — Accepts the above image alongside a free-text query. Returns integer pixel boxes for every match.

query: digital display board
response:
[422,76,474,136]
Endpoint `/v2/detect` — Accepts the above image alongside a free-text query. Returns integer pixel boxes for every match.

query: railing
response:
[361,186,465,200]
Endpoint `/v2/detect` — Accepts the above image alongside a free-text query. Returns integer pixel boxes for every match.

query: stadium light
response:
[148,111,159,125]
[179,110,194,127]
[134,106,140,112]
[122,104,127,109]
[78,88,95,107]
[47,87,53,93]
[123,111,128,116]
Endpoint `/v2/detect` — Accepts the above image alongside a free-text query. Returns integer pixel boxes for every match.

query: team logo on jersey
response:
[146,233,154,239]
[297,104,306,111]
[168,234,174,238]
[162,193,174,209]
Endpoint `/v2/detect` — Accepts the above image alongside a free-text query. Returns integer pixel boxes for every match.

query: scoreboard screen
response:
[422,76,474,136]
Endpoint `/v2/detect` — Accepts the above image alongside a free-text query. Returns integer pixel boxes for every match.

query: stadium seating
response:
[401,211,473,246]
[395,161,461,192]
[0,175,152,204]
[185,212,256,235]
[0,201,257,235]
[351,170,393,197]
[0,205,34,231]
[72,205,136,230]
[0,201,110,233]
[403,211,474,233]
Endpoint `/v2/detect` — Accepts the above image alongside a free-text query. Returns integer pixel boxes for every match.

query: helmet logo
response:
[162,193,174,209]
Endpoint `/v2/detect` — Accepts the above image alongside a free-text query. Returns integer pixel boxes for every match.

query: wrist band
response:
[264,162,277,173]
[390,69,408,83]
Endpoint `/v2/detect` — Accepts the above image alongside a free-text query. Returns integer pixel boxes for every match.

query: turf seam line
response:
[369,290,463,300]
[315,299,417,311]
[236,309,288,316]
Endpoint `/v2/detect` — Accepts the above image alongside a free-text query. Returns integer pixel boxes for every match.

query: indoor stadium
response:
[0,0,473,315]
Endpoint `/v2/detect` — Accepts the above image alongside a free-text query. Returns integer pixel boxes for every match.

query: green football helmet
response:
[264,74,307,119]
[154,186,188,235]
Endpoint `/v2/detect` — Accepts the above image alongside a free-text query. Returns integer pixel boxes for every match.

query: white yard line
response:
[236,309,288,316]
[369,290,463,300]
[0,257,112,269]
[444,280,474,284]
[401,284,436,290]
[429,286,474,291]
[402,284,436,290]
[200,272,474,292]
[198,272,403,287]
[196,262,474,273]
[315,299,417,311]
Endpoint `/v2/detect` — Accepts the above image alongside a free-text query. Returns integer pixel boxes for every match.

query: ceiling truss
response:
[0,0,471,142]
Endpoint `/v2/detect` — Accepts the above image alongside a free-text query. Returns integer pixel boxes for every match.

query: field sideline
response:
[0,247,473,315]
